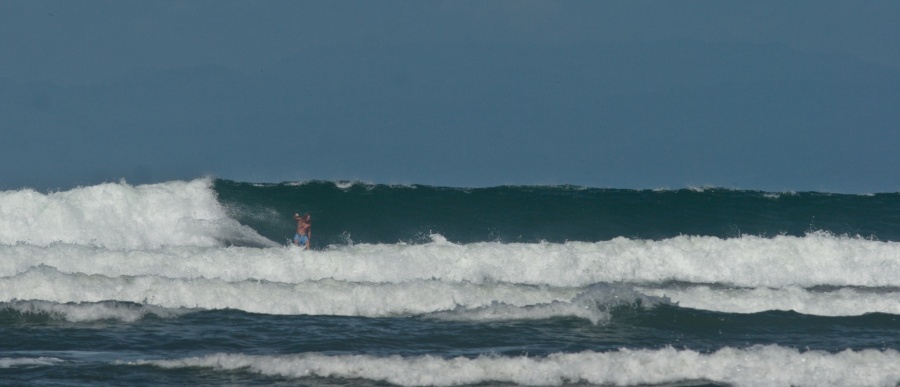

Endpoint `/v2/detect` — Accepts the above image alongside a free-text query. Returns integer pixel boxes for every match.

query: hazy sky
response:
[1,1,898,192]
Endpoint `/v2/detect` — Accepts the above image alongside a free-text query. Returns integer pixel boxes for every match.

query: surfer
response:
[293,213,311,249]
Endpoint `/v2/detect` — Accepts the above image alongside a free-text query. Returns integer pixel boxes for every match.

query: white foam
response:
[3,233,899,289]
[285,233,900,289]
[0,357,64,368]
[4,226,900,317]
[334,180,355,189]
[0,267,602,318]
[128,345,900,387]
[0,178,276,249]
[638,285,900,316]
[9,263,900,318]
[427,284,663,324]
[425,301,608,323]
[0,300,193,322]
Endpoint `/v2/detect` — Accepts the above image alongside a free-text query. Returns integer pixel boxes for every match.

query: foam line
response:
[0,267,622,319]
[638,285,900,316]
[128,346,900,386]
[0,357,64,368]
[0,300,194,322]
[7,266,900,318]
[4,233,900,289]
[0,179,276,249]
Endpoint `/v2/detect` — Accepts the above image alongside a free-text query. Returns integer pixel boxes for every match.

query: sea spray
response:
[4,178,900,385]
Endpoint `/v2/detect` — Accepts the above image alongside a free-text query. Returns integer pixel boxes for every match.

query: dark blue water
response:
[2,179,900,386]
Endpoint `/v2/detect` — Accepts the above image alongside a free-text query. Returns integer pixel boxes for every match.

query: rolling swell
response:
[214,179,900,247]
[4,178,900,385]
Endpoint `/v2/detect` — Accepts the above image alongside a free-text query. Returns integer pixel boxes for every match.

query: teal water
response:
[214,180,900,247]
[2,178,900,386]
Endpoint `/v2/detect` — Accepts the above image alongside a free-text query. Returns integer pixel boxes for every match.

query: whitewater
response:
[3,178,900,386]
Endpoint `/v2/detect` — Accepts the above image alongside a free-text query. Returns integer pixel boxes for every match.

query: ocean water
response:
[2,178,900,386]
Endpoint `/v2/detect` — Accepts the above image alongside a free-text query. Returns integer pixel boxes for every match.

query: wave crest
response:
[0,179,276,249]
